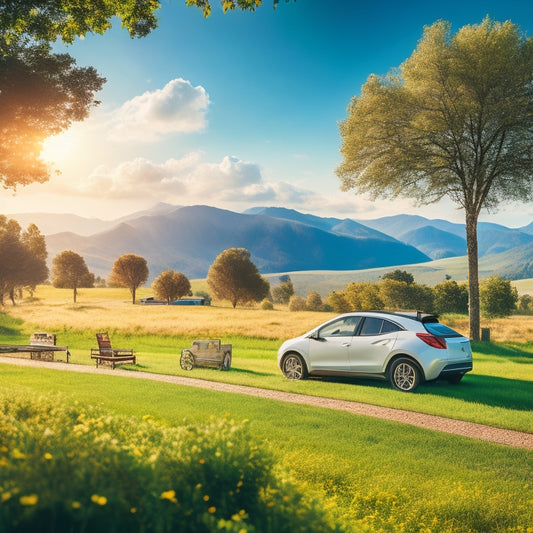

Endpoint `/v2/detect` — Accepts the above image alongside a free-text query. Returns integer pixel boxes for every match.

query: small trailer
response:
[180,340,232,371]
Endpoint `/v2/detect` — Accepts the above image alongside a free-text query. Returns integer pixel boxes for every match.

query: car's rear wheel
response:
[180,351,194,371]
[282,353,307,380]
[389,357,421,392]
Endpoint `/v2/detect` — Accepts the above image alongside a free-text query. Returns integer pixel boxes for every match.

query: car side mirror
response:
[309,331,322,341]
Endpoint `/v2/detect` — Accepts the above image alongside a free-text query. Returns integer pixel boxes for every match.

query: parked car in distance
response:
[139,296,165,305]
[170,298,206,306]
[277,311,472,392]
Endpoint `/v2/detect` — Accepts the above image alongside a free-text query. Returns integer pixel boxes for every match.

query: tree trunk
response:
[73,287,77,303]
[465,210,480,341]
[131,287,136,304]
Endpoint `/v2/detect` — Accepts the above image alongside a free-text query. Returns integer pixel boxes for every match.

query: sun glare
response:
[42,131,77,164]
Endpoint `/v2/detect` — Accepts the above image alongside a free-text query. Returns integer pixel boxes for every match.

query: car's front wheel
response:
[389,357,421,392]
[282,353,308,380]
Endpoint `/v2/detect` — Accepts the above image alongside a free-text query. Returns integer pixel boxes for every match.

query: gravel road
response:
[1,356,531,450]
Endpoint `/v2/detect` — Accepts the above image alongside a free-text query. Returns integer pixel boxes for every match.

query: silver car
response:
[277,311,472,392]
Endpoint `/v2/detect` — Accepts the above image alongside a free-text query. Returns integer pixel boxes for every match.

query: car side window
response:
[359,318,402,336]
[320,316,362,337]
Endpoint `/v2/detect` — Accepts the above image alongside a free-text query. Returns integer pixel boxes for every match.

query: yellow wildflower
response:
[43,453,53,460]
[20,494,38,506]
[208,506,216,514]
[72,501,81,509]
[1,492,12,502]
[91,494,107,506]
[160,490,177,503]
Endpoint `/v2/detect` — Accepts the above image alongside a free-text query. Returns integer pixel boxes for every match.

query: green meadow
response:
[1,286,532,532]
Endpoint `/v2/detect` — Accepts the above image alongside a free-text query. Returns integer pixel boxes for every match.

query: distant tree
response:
[152,270,191,304]
[288,295,306,312]
[480,276,518,318]
[0,34,105,189]
[337,18,533,340]
[94,276,107,288]
[379,280,434,312]
[108,254,148,304]
[326,291,351,314]
[0,217,48,305]
[306,291,324,311]
[381,270,414,285]
[343,281,384,311]
[433,280,469,315]
[517,294,533,315]
[272,279,295,304]
[52,250,94,303]
[207,248,269,308]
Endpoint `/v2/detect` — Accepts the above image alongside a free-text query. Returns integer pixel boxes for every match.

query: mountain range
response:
[7,204,533,282]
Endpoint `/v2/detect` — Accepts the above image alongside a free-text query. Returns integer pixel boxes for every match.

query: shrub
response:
[306,291,324,311]
[0,393,343,533]
[433,280,468,314]
[288,295,307,312]
[261,298,274,310]
[327,291,351,313]
[480,276,518,318]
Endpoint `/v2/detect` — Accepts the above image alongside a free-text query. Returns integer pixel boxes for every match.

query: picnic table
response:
[0,344,70,362]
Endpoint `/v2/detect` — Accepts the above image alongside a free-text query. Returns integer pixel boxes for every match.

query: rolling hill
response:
[44,205,430,280]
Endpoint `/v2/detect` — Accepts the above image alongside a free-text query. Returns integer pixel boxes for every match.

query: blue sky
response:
[2,0,532,226]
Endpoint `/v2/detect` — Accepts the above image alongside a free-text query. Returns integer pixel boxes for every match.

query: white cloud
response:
[107,78,210,142]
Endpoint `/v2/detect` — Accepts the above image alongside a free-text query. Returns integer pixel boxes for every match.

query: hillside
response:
[45,205,429,280]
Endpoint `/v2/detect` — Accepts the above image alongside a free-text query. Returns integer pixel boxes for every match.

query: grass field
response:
[1,286,532,532]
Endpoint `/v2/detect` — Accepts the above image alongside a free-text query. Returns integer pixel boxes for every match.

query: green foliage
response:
[434,280,469,315]
[207,248,270,309]
[381,270,414,284]
[517,294,533,315]
[480,276,519,318]
[108,254,149,304]
[261,298,274,310]
[0,217,48,305]
[272,279,295,304]
[0,393,342,533]
[306,291,324,311]
[52,250,94,303]
[152,270,191,304]
[343,282,383,311]
[327,291,352,313]
[0,34,106,189]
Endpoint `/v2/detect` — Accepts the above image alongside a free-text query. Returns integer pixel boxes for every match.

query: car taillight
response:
[416,333,447,349]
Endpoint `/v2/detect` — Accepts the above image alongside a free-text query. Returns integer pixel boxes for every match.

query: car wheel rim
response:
[394,363,416,391]
[181,352,194,371]
[284,356,302,379]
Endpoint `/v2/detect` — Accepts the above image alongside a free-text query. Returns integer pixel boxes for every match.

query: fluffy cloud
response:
[77,153,320,207]
[107,79,210,142]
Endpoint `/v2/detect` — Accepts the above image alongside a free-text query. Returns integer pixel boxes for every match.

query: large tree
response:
[337,18,533,340]
[52,250,94,303]
[0,35,105,189]
[108,253,149,304]
[207,248,269,308]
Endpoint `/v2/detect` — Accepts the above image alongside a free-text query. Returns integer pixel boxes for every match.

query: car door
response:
[308,316,362,371]
[348,317,400,373]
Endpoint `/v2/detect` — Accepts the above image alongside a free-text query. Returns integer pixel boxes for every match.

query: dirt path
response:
[1,356,532,450]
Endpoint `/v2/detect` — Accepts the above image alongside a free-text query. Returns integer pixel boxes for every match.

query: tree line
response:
[0,217,529,317]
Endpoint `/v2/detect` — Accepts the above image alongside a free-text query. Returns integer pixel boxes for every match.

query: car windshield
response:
[424,322,462,338]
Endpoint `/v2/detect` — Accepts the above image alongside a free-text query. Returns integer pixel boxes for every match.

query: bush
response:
[306,291,324,311]
[288,295,307,312]
[0,393,343,533]
[261,298,274,310]
[433,280,468,315]
[480,276,518,318]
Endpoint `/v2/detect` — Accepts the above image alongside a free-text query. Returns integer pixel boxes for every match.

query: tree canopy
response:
[0,35,105,189]
[108,254,149,304]
[52,250,94,303]
[337,17,533,340]
[152,270,191,304]
[207,248,269,308]
[0,216,48,305]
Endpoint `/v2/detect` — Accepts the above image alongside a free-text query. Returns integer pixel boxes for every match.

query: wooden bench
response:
[90,332,136,369]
